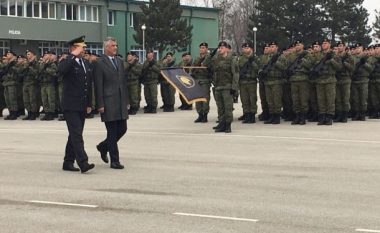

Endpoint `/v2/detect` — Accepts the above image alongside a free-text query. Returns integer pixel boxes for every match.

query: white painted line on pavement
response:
[356,229,380,233]
[2,128,380,144]
[27,200,98,208]
[173,212,259,222]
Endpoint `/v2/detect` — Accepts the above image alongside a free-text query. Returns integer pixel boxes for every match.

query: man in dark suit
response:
[58,36,95,173]
[94,37,128,169]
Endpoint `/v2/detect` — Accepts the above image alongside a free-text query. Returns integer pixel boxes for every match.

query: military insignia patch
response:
[176,75,195,88]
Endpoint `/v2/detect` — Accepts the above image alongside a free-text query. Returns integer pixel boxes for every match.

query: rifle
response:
[259,52,280,81]
[239,55,256,78]
[285,51,308,77]
[309,51,334,80]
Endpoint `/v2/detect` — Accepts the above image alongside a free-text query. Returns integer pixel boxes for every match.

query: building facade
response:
[0,0,219,60]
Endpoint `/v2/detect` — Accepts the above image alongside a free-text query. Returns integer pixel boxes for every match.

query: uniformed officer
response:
[125,51,142,115]
[312,38,342,125]
[334,41,354,123]
[211,41,239,133]
[192,42,213,123]
[22,50,40,120]
[141,49,160,113]
[351,43,373,121]
[2,51,19,120]
[258,43,271,121]
[237,42,259,123]
[159,52,176,112]
[369,44,380,118]
[39,51,58,121]
[177,52,193,110]
[0,55,7,117]
[58,35,94,173]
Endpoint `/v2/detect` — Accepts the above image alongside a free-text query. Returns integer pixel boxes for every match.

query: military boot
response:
[202,113,208,123]
[271,114,281,124]
[264,114,274,124]
[249,113,256,123]
[22,113,31,120]
[333,112,342,122]
[340,111,348,123]
[238,113,248,121]
[214,121,226,133]
[359,111,366,121]
[194,113,203,123]
[324,114,333,125]
[224,122,232,133]
[0,109,3,117]
[351,112,360,121]
[299,113,306,125]
[29,112,37,120]
[5,111,17,120]
[213,121,223,130]
[258,111,269,121]
[144,105,152,113]
[163,105,174,112]
[317,114,325,125]
[242,113,252,124]
[45,112,54,121]
[291,113,300,125]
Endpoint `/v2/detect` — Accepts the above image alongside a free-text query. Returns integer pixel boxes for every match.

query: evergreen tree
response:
[373,10,380,40]
[133,0,193,56]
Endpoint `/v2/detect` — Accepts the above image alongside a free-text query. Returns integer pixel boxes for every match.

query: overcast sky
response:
[363,0,378,25]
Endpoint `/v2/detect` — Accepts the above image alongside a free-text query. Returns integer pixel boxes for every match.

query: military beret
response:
[355,43,363,48]
[199,42,208,48]
[67,35,86,47]
[218,41,228,48]
[227,44,232,49]
[308,45,313,49]
[312,41,320,46]
[6,50,16,56]
[127,51,137,56]
[17,55,26,59]
[146,49,154,54]
[26,49,35,55]
[182,52,190,57]
[165,52,173,57]
[269,41,278,46]
[294,40,303,45]
[322,38,331,43]
[336,41,345,46]
[241,42,253,49]
[264,43,270,48]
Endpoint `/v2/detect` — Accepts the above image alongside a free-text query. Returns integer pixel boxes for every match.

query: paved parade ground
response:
[1,100,380,233]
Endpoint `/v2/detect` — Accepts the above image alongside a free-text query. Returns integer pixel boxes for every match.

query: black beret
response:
[6,50,16,56]
[199,42,208,48]
[241,42,253,49]
[182,52,190,57]
[127,51,137,56]
[218,41,228,48]
[355,43,363,48]
[165,52,173,57]
[269,41,278,46]
[67,35,86,46]
[26,49,35,55]
[294,40,303,45]
[17,55,26,59]
[146,49,154,54]
[264,43,270,48]
[322,38,331,43]
[336,41,345,46]
[312,41,321,46]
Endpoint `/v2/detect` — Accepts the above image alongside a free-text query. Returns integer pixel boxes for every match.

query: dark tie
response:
[111,57,118,70]
[79,59,86,74]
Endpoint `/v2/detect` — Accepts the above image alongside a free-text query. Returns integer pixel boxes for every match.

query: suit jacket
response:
[94,54,128,122]
[58,55,92,112]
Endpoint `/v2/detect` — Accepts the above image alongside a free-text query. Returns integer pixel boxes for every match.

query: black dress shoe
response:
[96,144,109,163]
[110,162,124,169]
[79,162,95,173]
[62,162,80,172]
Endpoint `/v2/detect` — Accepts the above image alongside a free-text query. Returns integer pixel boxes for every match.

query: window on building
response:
[108,11,114,26]
[130,12,142,28]
[39,41,68,56]
[0,40,10,56]
[16,0,22,16]
[33,1,39,17]
[26,0,32,17]
[79,5,85,21]
[9,0,16,16]
[62,4,97,22]
[0,0,7,16]
[41,1,48,18]
[92,6,97,22]
[48,2,55,19]
[86,43,103,55]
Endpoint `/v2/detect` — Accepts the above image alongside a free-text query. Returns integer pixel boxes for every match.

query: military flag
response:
[160,68,207,104]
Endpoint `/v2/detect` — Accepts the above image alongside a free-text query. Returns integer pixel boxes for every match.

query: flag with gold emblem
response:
[160,68,207,104]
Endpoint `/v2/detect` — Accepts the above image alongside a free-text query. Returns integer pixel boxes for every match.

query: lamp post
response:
[141,24,146,62]
[253,27,257,55]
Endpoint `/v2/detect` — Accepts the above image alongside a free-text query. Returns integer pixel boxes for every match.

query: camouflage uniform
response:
[125,59,142,114]
[334,52,354,122]
[313,51,341,125]
[2,60,19,119]
[0,61,7,117]
[39,61,58,120]
[351,55,373,120]
[141,59,160,113]
[192,54,212,123]
[258,54,270,120]
[238,53,259,123]
[289,51,313,125]
[282,52,295,121]
[159,59,176,112]
[263,53,287,124]
[368,56,380,118]
[211,53,239,133]
[23,59,40,120]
